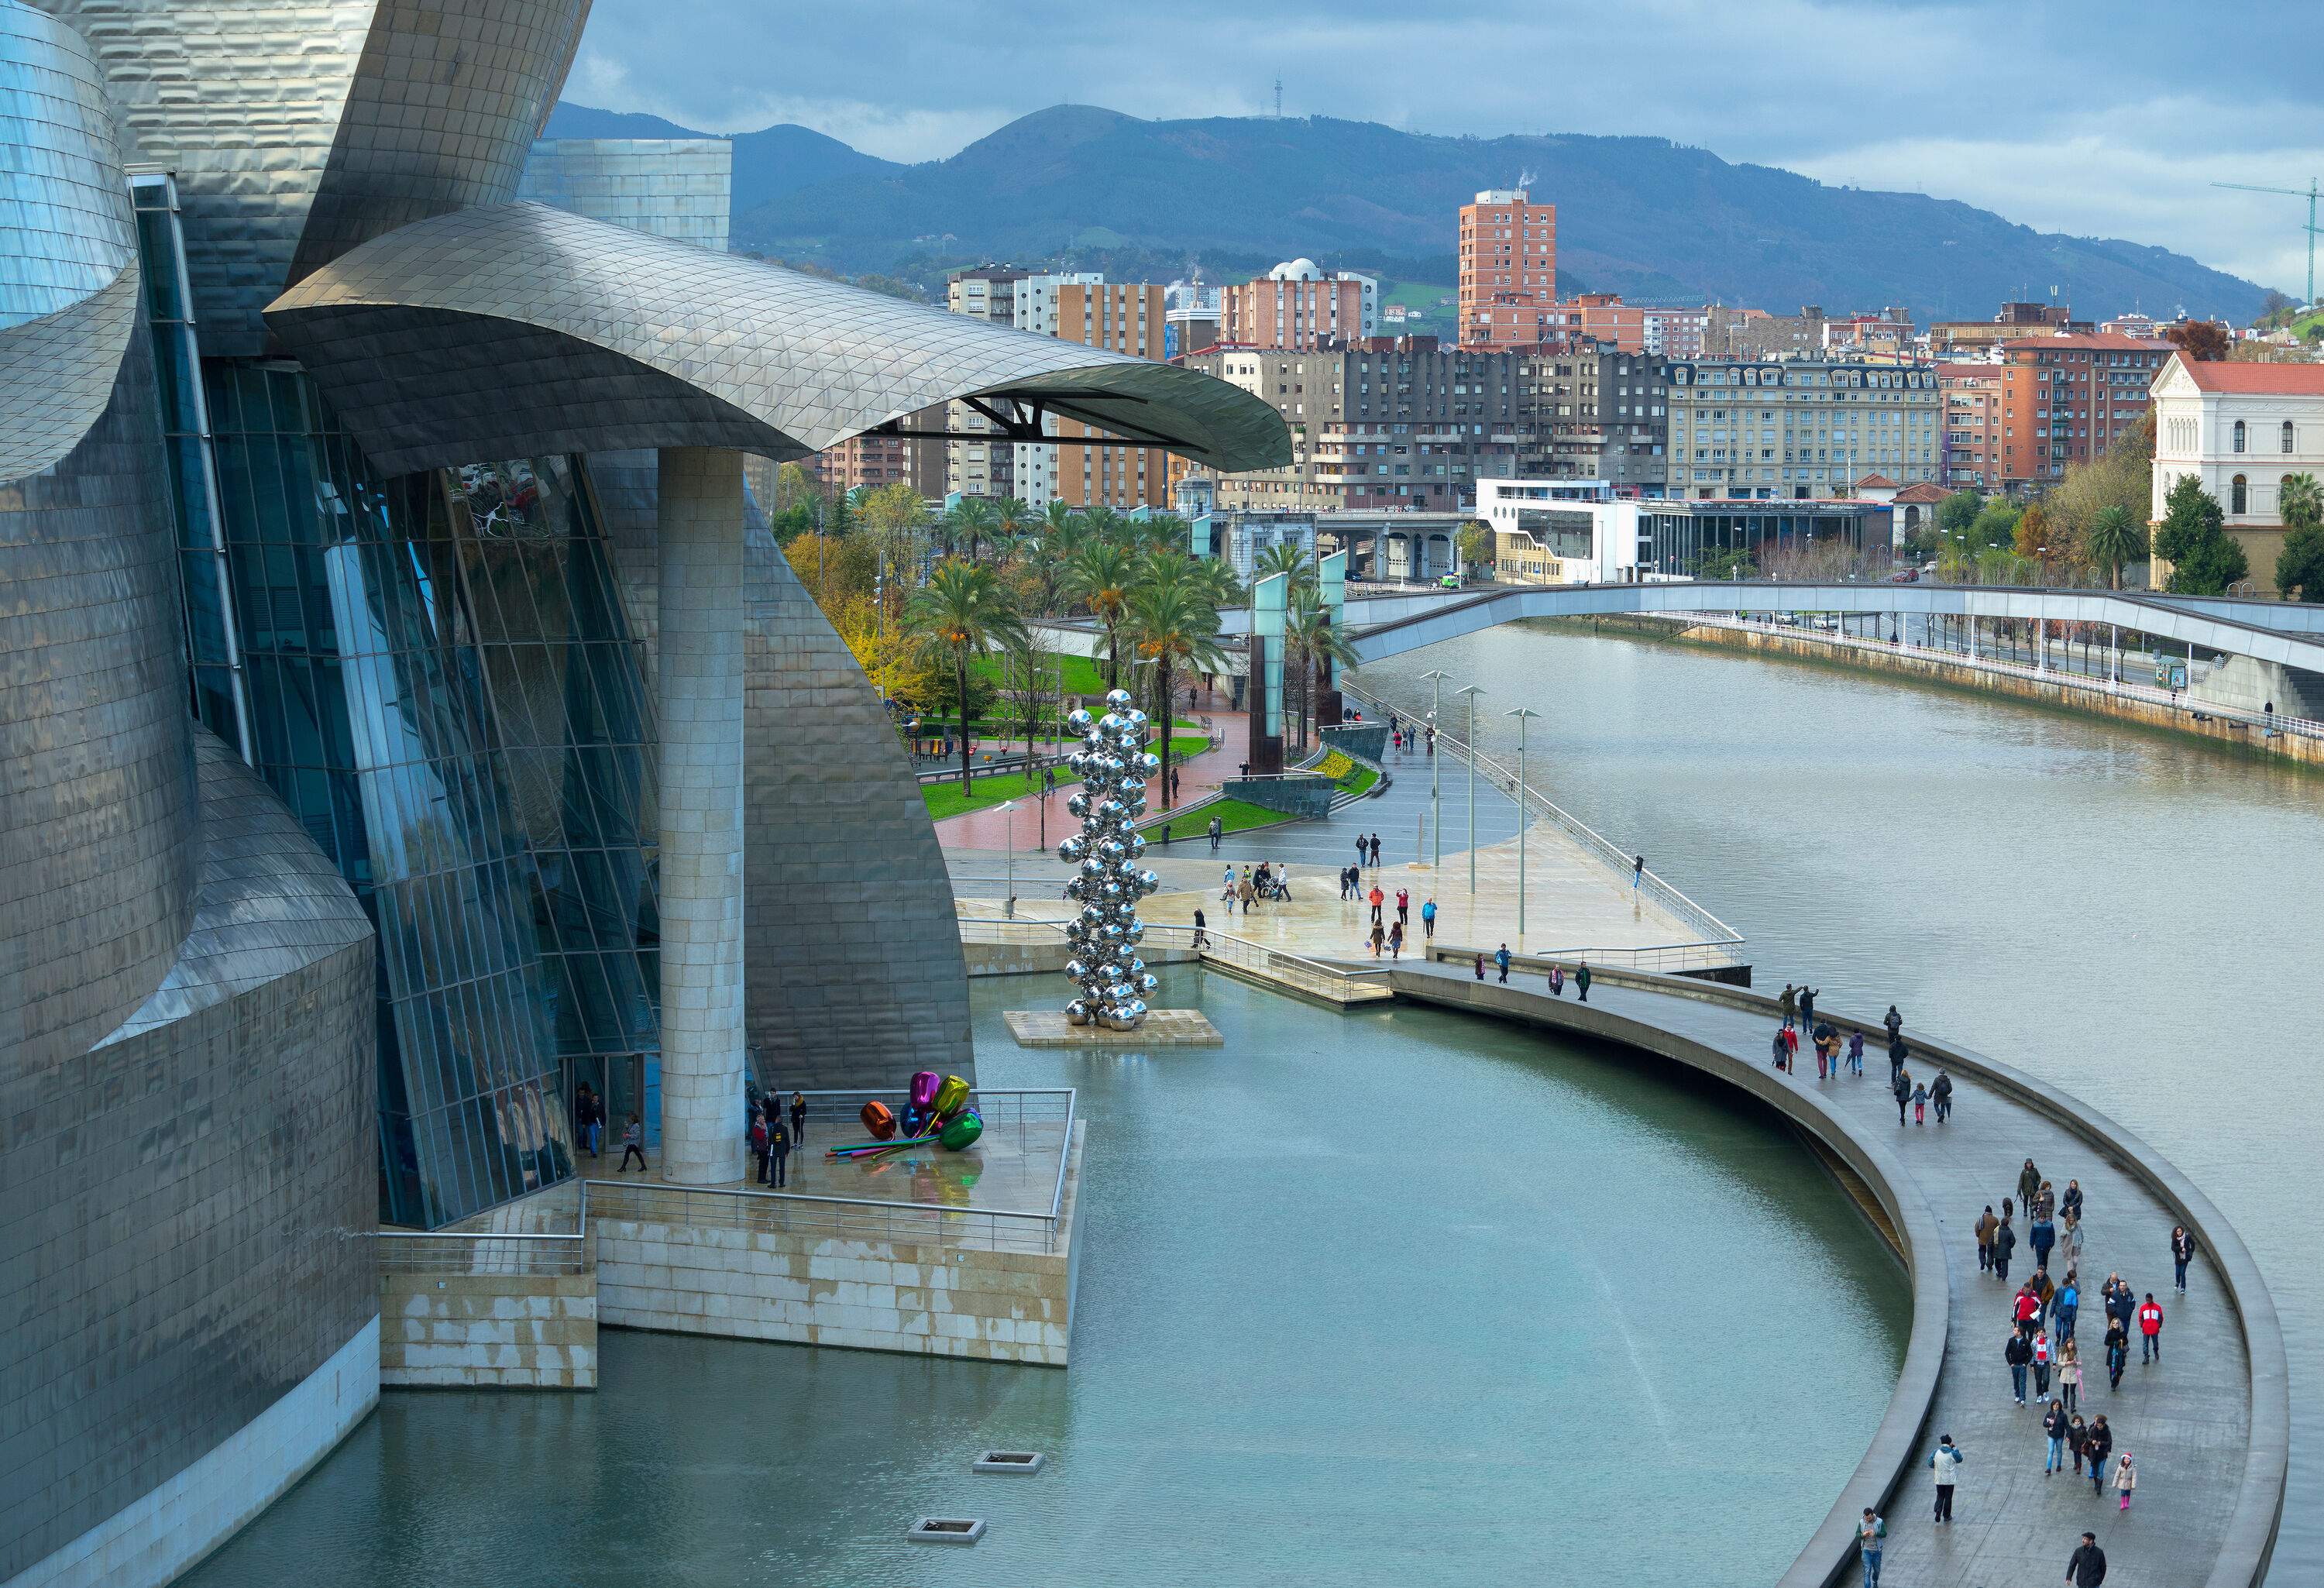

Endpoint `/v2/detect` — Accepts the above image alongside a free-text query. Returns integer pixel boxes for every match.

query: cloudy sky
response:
[565,0,2323,296]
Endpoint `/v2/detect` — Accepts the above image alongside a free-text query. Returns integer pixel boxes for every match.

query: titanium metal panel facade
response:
[517,137,732,252]
[32,0,590,356]
[591,453,975,1090]
[263,200,1297,476]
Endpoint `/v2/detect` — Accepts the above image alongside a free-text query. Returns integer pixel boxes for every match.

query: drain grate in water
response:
[974,1450,1046,1476]
[906,1518,986,1546]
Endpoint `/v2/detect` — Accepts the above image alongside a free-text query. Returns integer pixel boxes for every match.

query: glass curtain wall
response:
[205,365,662,1225]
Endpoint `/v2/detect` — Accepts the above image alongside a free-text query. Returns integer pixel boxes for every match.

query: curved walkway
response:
[1380,958,2285,1588]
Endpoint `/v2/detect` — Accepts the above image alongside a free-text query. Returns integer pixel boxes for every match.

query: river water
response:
[185,968,1905,1587]
[1358,618,2324,1581]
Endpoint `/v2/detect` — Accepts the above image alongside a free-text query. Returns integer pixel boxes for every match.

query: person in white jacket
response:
[1929,1435,1966,1524]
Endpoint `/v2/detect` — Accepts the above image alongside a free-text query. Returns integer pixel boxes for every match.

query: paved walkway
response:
[1378,958,2278,1588]
[933,713,1246,851]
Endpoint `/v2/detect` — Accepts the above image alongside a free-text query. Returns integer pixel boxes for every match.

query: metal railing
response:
[1667,610,2324,741]
[576,1087,1078,1256]
[954,912,1392,1005]
[1339,681,1745,959]
[373,1229,587,1277]
[1430,939,1738,976]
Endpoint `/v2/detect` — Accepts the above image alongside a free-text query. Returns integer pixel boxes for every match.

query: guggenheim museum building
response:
[0,3,1283,1582]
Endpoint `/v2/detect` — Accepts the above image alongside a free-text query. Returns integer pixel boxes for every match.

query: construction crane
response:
[2212,178,2321,309]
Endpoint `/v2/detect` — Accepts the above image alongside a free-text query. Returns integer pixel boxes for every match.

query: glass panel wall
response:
[204,366,660,1225]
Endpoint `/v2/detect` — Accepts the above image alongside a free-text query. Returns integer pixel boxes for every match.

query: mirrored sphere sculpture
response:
[1055,689,1161,1029]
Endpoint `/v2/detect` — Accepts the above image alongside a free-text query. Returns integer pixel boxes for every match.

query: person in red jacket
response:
[2137,1293,2164,1363]
[2013,1283,2042,1335]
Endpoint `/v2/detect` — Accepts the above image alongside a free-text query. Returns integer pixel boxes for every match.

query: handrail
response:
[951,913,1391,1005]
[1338,679,1745,954]
[1669,610,2324,741]
[372,1229,587,1276]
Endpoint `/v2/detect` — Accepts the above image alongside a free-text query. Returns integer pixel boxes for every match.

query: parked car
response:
[1889,566,1920,583]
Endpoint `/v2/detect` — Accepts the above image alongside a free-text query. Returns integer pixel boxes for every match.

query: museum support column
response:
[656,447,747,1184]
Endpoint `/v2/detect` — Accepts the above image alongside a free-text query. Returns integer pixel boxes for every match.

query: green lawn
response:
[968,650,1109,697]
[921,733,1212,821]
[1145,798,1297,842]
[1339,765,1379,798]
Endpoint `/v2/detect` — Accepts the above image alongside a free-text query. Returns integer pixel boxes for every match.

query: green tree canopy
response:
[2274,472,2324,601]
[1063,540,1140,691]
[1936,490,1985,537]
[902,557,1028,793]
[1967,498,2022,552]
[1120,569,1226,804]
[2152,475,2249,595]
[2083,506,2148,590]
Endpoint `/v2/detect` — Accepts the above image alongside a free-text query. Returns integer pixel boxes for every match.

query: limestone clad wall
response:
[379,1273,597,1389]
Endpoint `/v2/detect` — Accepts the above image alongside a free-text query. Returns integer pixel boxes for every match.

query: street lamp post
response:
[1456,684,1485,895]
[1505,708,1540,942]
[1421,668,1449,874]
[999,800,1017,918]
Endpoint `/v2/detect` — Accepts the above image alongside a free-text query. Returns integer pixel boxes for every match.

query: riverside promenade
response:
[1379,957,2286,1588]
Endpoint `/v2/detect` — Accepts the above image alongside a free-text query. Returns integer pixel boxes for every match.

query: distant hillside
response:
[548,102,2267,321]
[539,102,899,220]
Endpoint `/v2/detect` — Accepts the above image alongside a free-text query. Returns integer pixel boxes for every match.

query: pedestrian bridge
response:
[1205,582,2324,676]
[1378,955,2287,1588]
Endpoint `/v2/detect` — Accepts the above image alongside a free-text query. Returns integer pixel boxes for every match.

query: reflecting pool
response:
[186,968,1906,1586]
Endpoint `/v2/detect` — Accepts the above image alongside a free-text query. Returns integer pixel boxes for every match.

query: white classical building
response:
[2150,354,2324,595]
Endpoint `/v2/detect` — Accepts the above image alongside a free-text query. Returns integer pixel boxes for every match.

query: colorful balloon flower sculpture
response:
[824,1070,983,1161]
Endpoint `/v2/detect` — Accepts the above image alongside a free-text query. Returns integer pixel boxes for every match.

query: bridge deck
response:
[1379,959,2281,1588]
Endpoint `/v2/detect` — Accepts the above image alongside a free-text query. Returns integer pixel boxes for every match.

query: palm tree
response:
[902,557,1028,795]
[1121,575,1225,809]
[2084,506,2148,590]
[992,496,1033,558]
[2281,472,2323,534]
[947,496,999,562]
[1251,540,1315,596]
[1062,539,1139,692]
[1284,588,1360,750]
[1080,504,1129,545]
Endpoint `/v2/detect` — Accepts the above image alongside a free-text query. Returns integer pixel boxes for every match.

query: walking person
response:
[768,1116,790,1188]
[1882,1003,1902,1044]
[790,1091,806,1150]
[1573,959,1591,1002]
[2084,1418,2113,1497]
[1208,813,1223,851]
[1394,887,1410,926]
[2006,1328,2032,1405]
[1632,854,1645,892]
[1494,943,1511,984]
[2055,1273,2081,1344]
[1798,985,1818,1031]
[1911,1078,1929,1124]
[1421,895,1437,940]
[751,1109,772,1186]
[1930,1068,1953,1122]
[1857,1509,1886,1588]
[2068,1413,2090,1476]
[2058,1212,2083,1280]
[2066,1532,2107,1586]
[618,1113,646,1172]
[1387,919,1404,960]
[2059,1338,2082,1414]
[1929,1435,1965,1524]
[2044,1399,2069,1475]
[575,1084,601,1158]
[1847,1029,1865,1078]
[2018,1157,2043,1214]
[2113,1451,2136,1513]
[1368,920,1386,957]
[2171,1225,2196,1292]
[1892,1066,1912,1126]
[1354,834,1369,872]
[1191,906,1209,947]
[1772,1025,1789,1071]
[1779,983,1798,1026]
[1993,1213,2016,1283]
[1368,883,1384,925]
[2104,1315,2129,1391]
[1473,952,1485,981]
[1975,1205,1999,1274]
[2061,1178,2085,1222]
[2030,1206,2057,1276]
[1548,962,1565,998]
[1369,833,1382,866]
[2137,1293,2164,1362]
[2033,1326,2054,1400]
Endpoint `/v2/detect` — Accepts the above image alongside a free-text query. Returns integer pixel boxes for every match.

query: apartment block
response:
[1663,356,1943,498]
[1221,259,1378,349]
[1537,293,1647,353]
[944,265,1026,498]
[1707,304,1828,360]
[1996,332,2174,486]
[1641,305,1710,359]
[1930,301,2090,356]
[1937,363,2004,489]
[1165,279,1222,358]
[1459,187,1559,349]
[1055,282,1174,509]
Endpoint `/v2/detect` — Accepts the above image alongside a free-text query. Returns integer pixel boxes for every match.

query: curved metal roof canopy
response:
[264,201,1291,477]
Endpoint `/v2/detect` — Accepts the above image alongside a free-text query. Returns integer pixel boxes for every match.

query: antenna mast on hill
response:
[1274,78,1283,119]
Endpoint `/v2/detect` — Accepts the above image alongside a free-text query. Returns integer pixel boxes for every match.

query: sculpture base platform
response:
[1003,1009,1224,1047]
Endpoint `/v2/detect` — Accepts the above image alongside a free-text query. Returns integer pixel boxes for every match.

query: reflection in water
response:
[184,971,1905,1587]
[1362,618,2324,1583]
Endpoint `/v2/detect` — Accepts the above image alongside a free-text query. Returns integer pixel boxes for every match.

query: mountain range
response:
[540,102,2267,322]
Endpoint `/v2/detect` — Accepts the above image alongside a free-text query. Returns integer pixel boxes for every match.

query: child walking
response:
[1911,1079,1929,1123]
[2114,1451,2137,1511]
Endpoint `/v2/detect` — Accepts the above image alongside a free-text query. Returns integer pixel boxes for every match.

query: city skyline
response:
[560,0,2323,297]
